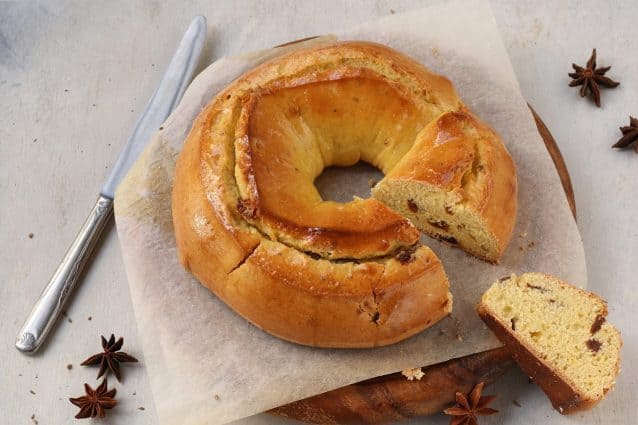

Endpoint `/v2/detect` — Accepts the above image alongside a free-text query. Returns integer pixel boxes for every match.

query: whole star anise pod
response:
[568,48,620,107]
[443,382,498,425]
[69,378,117,419]
[612,116,638,153]
[81,334,138,382]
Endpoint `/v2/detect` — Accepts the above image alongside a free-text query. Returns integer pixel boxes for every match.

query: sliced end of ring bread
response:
[478,273,622,414]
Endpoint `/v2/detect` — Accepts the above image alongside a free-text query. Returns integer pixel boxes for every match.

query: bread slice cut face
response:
[478,273,621,413]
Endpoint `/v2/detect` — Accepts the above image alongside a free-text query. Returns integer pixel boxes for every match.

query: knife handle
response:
[15,195,113,353]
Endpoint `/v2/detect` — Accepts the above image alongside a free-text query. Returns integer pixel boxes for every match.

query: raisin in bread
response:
[478,273,621,414]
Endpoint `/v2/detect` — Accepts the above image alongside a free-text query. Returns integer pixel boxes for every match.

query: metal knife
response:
[15,16,207,353]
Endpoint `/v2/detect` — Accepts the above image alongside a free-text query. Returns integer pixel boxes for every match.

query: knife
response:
[15,16,207,354]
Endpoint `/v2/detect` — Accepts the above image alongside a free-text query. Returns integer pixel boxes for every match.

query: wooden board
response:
[529,105,576,219]
[270,348,513,424]
[270,106,576,424]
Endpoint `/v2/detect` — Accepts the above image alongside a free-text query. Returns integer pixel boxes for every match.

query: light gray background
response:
[0,1,635,424]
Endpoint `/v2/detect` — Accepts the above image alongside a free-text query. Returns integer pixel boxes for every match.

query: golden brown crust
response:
[173,108,260,281]
[232,64,438,259]
[174,127,452,347]
[222,241,451,348]
[172,40,516,347]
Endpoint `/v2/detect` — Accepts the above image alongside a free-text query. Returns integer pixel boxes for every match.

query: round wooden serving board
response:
[269,109,575,424]
[268,33,576,425]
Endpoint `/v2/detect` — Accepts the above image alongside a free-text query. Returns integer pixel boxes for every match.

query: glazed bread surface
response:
[173,41,517,347]
[478,273,621,413]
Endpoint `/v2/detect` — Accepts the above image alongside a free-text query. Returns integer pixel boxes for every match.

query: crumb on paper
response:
[451,315,463,341]
[519,232,528,238]
[88,316,92,321]
[518,241,536,251]
[29,390,35,395]
[513,399,521,407]
[132,391,137,396]
[28,233,34,239]
[31,414,38,424]
[431,47,439,57]
[401,367,424,381]
[390,9,395,14]
[138,407,145,411]
[214,394,221,401]
[66,364,72,370]
[67,317,72,323]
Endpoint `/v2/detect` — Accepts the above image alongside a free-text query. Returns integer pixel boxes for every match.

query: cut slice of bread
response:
[477,273,621,414]
[372,110,517,263]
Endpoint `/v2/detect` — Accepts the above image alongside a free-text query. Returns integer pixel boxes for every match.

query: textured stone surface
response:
[1,1,635,424]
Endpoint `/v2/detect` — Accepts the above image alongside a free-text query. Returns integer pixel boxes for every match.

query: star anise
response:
[568,48,620,107]
[69,378,117,419]
[443,382,498,425]
[81,334,138,382]
[612,116,638,153]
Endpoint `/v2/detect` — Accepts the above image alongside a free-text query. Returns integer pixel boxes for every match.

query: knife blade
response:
[15,16,207,353]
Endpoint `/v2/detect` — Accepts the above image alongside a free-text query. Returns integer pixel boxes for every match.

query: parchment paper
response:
[114,1,586,423]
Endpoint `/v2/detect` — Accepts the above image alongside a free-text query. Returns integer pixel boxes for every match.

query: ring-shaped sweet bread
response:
[172,41,517,347]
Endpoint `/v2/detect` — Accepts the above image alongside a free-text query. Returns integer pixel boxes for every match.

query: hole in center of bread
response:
[314,161,384,203]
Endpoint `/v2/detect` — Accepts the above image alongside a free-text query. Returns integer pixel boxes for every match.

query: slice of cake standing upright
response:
[478,273,622,414]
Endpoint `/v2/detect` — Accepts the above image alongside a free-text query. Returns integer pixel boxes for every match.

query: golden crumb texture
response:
[478,273,622,414]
